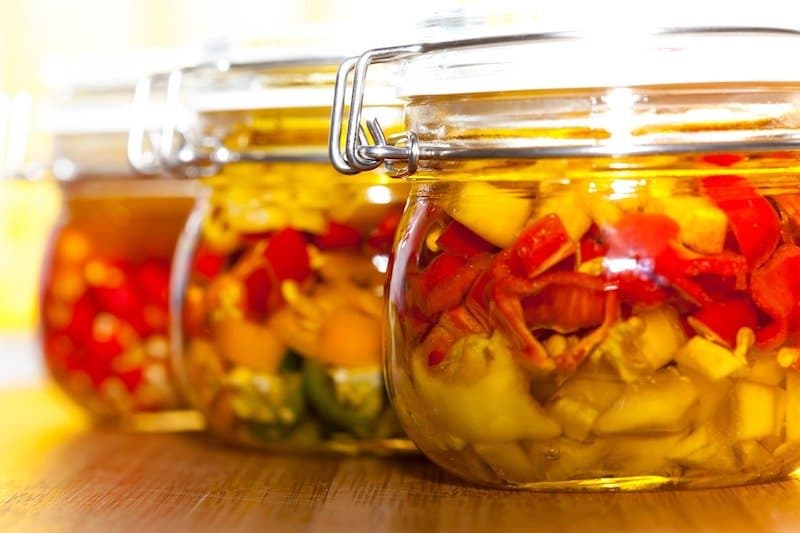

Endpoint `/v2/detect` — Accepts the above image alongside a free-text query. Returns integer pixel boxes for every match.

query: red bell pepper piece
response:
[418,253,491,315]
[520,272,607,333]
[422,306,486,367]
[263,228,311,282]
[702,154,743,167]
[702,175,780,266]
[579,225,609,263]
[606,271,667,306]
[313,221,362,250]
[367,207,404,253]
[134,259,171,309]
[436,220,495,259]
[501,214,574,278]
[689,297,760,348]
[243,264,280,321]
[751,244,800,347]
[193,245,225,279]
[604,213,679,259]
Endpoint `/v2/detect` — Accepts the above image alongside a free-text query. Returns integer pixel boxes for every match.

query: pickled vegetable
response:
[387,152,800,487]
[41,187,194,423]
[177,106,410,452]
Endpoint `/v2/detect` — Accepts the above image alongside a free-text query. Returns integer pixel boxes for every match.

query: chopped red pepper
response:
[418,253,491,315]
[263,228,311,282]
[606,271,667,306]
[604,213,679,259]
[313,221,362,250]
[702,154,743,167]
[497,214,574,279]
[521,272,607,333]
[243,264,280,321]
[751,244,800,347]
[367,207,404,253]
[134,259,171,309]
[436,220,496,259]
[579,225,609,263]
[689,297,760,348]
[193,246,225,279]
[702,175,780,267]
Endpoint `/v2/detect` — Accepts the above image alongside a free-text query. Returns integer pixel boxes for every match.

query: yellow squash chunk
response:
[532,192,592,242]
[549,378,625,441]
[675,336,746,381]
[734,355,785,386]
[668,427,737,472]
[593,368,698,435]
[473,442,543,482]
[318,309,381,368]
[538,438,610,481]
[600,306,686,382]
[604,433,687,476]
[549,398,599,442]
[736,440,774,470]
[443,182,532,248]
[682,369,732,423]
[412,332,561,442]
[786,370,800,442]
[214,318,286,373]
[732,381,785,441]
[649,196,727,254]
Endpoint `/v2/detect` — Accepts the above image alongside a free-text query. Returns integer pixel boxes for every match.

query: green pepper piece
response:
[303,360,384,437]
[225,368,306,441]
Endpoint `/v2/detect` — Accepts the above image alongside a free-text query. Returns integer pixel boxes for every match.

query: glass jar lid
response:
[43,47,204,179]
[131,27,408,178]
[329,26,800,177]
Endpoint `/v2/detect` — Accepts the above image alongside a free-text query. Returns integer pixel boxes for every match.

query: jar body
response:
[385,86,800,488]
[41,179,199,429]
[174,162,413,453]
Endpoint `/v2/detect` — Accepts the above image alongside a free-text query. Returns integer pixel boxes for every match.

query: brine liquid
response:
[387,154,800,489]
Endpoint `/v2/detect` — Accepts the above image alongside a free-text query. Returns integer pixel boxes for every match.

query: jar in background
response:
[332,28,800,488]
[40,78,201,430]
[147,57,413,452]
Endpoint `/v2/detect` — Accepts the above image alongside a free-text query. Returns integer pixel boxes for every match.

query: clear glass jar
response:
[40,83,201,430]
[163,60,414,453]
[333,28,800,488]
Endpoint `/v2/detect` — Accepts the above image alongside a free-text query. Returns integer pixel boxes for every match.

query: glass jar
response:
[332,28,800,488]
[40,81,201,429]
[156,58,414,453]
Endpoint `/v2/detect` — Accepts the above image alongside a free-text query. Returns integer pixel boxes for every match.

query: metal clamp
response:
[329,26,800,177]
[128,62,335,178]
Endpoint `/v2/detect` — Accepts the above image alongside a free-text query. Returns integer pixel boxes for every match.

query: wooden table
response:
[4,385,800,532]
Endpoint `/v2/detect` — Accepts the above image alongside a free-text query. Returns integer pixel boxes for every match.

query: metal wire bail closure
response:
[329,27,800,178]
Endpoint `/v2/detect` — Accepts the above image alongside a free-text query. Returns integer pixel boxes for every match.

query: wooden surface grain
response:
[4,385,800,532]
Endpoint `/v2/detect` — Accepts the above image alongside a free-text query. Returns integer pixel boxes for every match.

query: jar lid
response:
[397,27,800,98]
[329,26,800,176]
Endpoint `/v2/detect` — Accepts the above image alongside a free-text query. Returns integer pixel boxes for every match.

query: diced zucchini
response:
[731,381,785,441]
[599,306,686,382]
[549,398,599,442]
[473,442,543,482]
[735,440,774,470]
[593,368,698,435]
[537,438,611,481]
[735,355,785,387]
[668,427,737,472]
[682,368,732,424]
[548,377,625,441]
[675,336,745,381]
[604,433,687,476]
[412,332,561,442]
[443,182,532,248]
